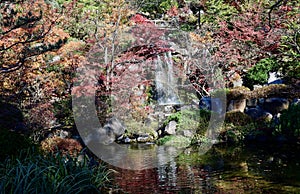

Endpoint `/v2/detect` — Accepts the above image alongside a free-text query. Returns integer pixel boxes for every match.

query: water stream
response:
[155,52,180,105]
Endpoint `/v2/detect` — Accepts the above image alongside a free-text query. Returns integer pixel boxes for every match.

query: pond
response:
[110,143,300,193]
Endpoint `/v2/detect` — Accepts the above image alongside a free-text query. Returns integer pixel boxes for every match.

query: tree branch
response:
[267,0,287,32]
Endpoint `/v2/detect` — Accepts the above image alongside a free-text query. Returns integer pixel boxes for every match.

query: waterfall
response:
[155,51,180,105]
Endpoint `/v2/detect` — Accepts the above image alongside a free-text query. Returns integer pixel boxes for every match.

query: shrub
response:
[225,111,253,126]
[0,149,111,194]
[41,137,83,157]
[243,58,279,89]
[279,104,300,137]
[157,135,190,148]
[164,109,211,134]
[137,0,178,18]
[53,98,74,127]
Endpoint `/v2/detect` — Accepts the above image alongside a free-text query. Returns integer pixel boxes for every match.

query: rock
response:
[257,112,273,122]
[225,111,253,126]
[150,131,159,140]
[263,98,289,115]
[157,129,163,136]
[246,98,257,107]
[179,130,194,137]
[245,107,271,120]
[84,117,126,145]
[137,134,154,143]
[253,85,263,90]
[232,78,243,87]
[227,99,246,112]
[103,117,125,138]
[59,130,71,139]
[124,137,131,143]
[292,98,300,105]
[164,105,175,114]
[268,72,283,84]
[164,120,177,135]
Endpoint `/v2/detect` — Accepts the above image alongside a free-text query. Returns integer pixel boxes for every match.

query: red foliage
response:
[130,14,151,24]
[213,3,283,78]
[167,6,179,17]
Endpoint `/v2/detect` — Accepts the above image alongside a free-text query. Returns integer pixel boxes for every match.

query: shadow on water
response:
[110,143,300,193]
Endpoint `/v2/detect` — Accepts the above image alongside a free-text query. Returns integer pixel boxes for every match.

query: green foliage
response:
[219,123,257,143]
[160,0,178,12]
[0,129,34,161]
[190,134,210,145]
[157,135,190,148]
[164,109,210,133]
[156,135,173,145]
[225,111,253,126]
[276,1,300,82]
[202,0,238,25]
[0,149,111,194]
[279,104,300,137]
[138,0,178,18]
[53,97,74,127]
[180,23,195,31]
[243,58,279,89]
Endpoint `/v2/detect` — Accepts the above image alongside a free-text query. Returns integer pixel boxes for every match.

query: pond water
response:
[110,143,300,193]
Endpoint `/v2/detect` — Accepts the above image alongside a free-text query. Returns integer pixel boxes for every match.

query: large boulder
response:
[246,98,257,107]
[164,120,177,135]
[227,99,246,112]
[85,117,126,145]
[245,107,272,121]
[225,111,252,126]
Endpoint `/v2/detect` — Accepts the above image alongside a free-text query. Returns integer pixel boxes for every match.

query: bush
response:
[243,58,279,89]
[164,109,211,134]
[41,137,83,157]
[157,135,190,148]
[279,104,300,137]
[137,0,178,18]
[225,111,253,126]
[0,149,111,194]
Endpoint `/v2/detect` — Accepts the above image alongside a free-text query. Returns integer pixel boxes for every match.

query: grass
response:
[0,148,111,194]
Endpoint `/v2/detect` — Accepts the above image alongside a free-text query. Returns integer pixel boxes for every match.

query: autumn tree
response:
[0,0,83,140]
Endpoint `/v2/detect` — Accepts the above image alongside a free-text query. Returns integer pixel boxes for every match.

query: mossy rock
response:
[219,129,243,143]
[226,86,250,103]
[250,84,300,99]
[225,111,253,126]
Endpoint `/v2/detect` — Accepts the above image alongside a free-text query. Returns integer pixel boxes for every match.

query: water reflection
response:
[88,142,188,170]
[111,143,300,193]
